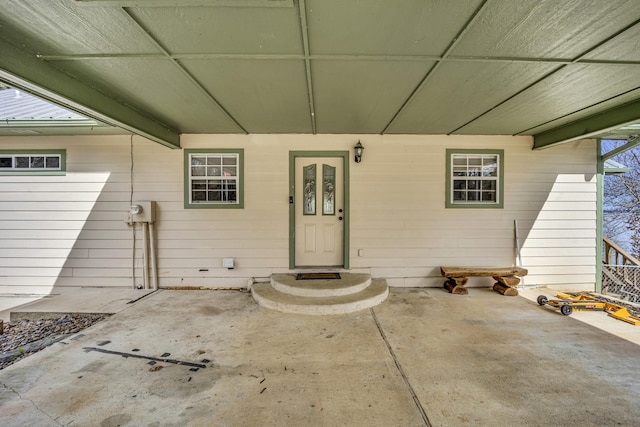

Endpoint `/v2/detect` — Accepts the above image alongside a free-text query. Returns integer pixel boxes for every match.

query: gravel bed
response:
[0,314,109,370]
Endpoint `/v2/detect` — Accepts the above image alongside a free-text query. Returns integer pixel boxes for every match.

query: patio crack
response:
[0,381,64,426]
[370,308,432,427]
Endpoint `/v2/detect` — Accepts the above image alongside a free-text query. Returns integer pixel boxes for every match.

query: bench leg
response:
[492,281,519,296]
[444,278,468,295]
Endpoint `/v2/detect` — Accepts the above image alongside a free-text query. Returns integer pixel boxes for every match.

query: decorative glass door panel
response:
[303,164,316,215]
[323,164,335,215]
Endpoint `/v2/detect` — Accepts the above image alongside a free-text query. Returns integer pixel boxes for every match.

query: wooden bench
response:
[440,266,528,296]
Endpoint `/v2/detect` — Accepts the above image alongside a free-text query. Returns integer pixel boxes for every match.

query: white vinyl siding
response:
[0,134,597,293]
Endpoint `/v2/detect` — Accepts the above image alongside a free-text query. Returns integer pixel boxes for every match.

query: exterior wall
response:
[0,134,597,294]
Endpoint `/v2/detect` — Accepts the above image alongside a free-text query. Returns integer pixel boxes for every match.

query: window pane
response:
[467,191,480,201]
[31,157,45,168]
[453,167,467,176]
[482,192,496,201]
[482,181,497,191]
[207,180,222,190]
[482,157,498,176]
[46,156,60,169]
[191,156,206,166]
[207,156,221,165]
[0,157,11,168]
[191,166,206,176]
[452,156,467,166]
[16,157,29,168]
[223,166,237,176]
[453,180,466,190]
[192,191,206,201]
[222,156,237,165]
[453,191,466,201]
[207,166,220,176]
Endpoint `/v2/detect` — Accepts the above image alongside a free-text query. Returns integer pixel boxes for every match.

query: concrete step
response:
[251,276,389,315]
[271,273,371,297]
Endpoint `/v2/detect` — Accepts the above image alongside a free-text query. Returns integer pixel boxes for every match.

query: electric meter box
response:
[129,201,156,223]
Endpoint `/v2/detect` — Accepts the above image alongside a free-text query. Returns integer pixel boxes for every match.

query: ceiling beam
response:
[533,99,640,149]
[0,119,105,128]
[37,52,640,67]
[0,38,180,149]
[76,0,294,7]
[297,0,317,134]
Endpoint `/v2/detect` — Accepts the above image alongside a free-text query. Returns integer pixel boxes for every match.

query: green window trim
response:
[445,149,504,209]
[184,148,244,209]
[0,149,66,175]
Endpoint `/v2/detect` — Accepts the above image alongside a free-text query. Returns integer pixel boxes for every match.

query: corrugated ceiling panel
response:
[386,61,558,134]
[128,6,303,55]
[306,0,484,56]
[458,64,640,135]
[50,59,242,133]
[182,59,312,133]
[311,60,434,134]
[0,89,86,120]
[451,0,640,59]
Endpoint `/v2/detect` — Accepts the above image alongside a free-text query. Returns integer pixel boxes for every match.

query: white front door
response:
[294,157,344,267]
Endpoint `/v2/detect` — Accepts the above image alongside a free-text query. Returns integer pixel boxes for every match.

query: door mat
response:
[296,273,341,280]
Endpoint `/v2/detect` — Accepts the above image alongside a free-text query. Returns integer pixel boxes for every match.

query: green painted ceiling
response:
[0,0,639,148]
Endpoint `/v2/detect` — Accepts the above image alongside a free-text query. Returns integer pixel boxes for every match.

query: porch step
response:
[251,274,388,315]
[270,273,371,297]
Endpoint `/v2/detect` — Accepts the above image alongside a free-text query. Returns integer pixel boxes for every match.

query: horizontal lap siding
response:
[0,136,134,293]
[0,134,597,293]
[349,135,596,289]
[508,147,596,290]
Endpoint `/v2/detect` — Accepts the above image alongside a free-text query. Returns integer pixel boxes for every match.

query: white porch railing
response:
[602,237,640,303]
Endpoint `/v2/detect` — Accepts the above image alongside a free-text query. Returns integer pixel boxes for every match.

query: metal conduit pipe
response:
[142,222,150,290]
[148,222,158,290]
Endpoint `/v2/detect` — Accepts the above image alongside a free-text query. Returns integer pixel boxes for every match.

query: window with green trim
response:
[446,149,504,209]
[0,150,66,174]
[184,149,244,209]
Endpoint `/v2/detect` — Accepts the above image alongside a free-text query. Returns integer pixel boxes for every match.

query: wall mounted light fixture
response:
[354,140,364,163]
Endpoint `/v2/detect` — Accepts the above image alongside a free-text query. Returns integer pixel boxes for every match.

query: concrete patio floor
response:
[1,287,639,426]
